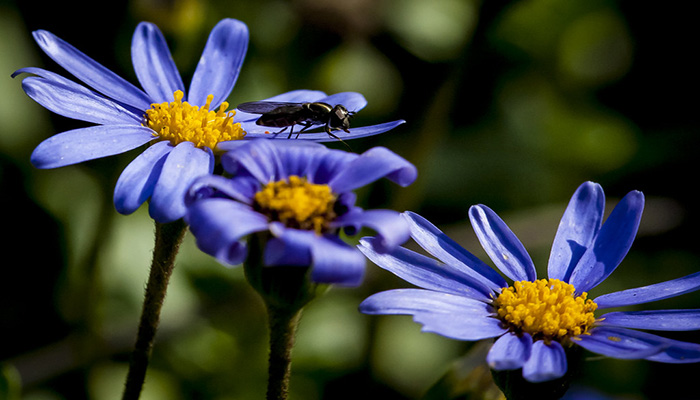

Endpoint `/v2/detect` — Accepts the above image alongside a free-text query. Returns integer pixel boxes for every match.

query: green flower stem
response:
[265,304,302,400]
[122,218,187,400]
[243,233,326,400]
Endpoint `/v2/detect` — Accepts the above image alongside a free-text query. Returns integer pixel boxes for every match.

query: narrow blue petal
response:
[188,19,248,107]
[270,141,349,182]
[14,67,145,117]
[309,234,366,286]
[329,146,417,192]
[242,120,406,142]
[403,211,508,291]
[598,309,700,331]
[522,340,567,383]
[264,225,314,267]
[360,289,492,315]
[469,205,537,282]
[569,190,645,293]
[645,337,700,363]
[332,209,409,252]
[31,125,155,169]
[359,288,506,341]
[572,326,669,360]
[548,182,605,282]
[265,222,366,286]
[223,139,349,185]
[149,142,214,223]
[220,139,287,182]
[12,67,68,81]
[186,174,258,205]
[579,327,695,364]
[131,22,185,103]
[21,76,141,125]
[301,147,357,184]
[357,237,494,301]
[414,312,506,341]
[320,92,367,112]
[114,140,171,215]
[487,332,533,370]
[32,30,152,110]
[594,271,700,309]
[259,89,328,102]
[186,198,269,265]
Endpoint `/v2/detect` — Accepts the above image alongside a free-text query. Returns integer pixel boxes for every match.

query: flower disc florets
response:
[145,90,245,149]
[494,279,597,342]
[253,175,337,234]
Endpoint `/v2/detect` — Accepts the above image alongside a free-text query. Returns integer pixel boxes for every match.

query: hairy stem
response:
[266,304,302,400]
[122,219,187,400]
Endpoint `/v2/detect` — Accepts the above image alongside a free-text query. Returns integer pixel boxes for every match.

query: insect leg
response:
[295,123,315,139]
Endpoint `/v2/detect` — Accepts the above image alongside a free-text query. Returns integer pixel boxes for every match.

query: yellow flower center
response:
[254,176,337,234]
[144,90,245,149]
[494,279,597,342]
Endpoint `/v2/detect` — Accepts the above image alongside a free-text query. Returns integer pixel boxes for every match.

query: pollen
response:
[144,90,245,149]
[254,175,337,234]
[494,279,597,343]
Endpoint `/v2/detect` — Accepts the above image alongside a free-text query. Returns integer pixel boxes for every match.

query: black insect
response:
[236,101,355,140]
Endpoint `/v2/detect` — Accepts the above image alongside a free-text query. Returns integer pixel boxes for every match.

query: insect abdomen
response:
[256,114,295,128]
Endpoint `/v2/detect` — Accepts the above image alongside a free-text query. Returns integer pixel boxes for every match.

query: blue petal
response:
[469,205,537,282]
[302,147,357,184]
[186,198,269,265]
[265,224,366,286]
[131,22,185,103]
[572,326,670,360]
[221,139,330,183]
[403,211,508,291]
[357,237,494,301]
[242,120,406,142]
[32,29,152,110]
[487,332,533,370]
[329,146,417,192]
[186,174,258,205]
[20,75,142,125]
[320,92,367,112]
[645,337,700,363]
[220,139,287,182]
[597,309,700,331]
[264,224,314,267]
[595,271,700,309]
[149,142,214,223]
[31,125,155,169]
[522,340,567,383]
[272,141,350,182]
[114,140,171,215]
[259,89,328,102]
[548,182,605,282]
[359,288,506,340]
[13,67,70,82]
[332,209,409,252]
[568,190,645,293]
[308,234,367,286]
[188,19,248,108]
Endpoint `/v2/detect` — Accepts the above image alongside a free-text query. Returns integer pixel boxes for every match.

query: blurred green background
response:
[1,0,698,399]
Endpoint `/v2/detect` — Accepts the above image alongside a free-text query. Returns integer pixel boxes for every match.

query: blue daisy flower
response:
[13,18,249,223]
[14,19,403,224]
[236,90,406,142]
[359,182,700,383]
[184,139,417,286]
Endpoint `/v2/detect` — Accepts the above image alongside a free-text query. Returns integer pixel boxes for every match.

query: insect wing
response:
[236,101,303,114]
